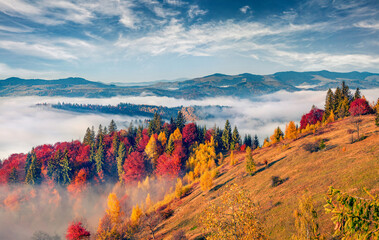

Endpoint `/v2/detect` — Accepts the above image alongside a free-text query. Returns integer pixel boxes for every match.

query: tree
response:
[60,152,71,185]
[200,169,214,191]
[95,145,105,178]
[171,128,182,142]
[270,127,284,144]
[222,120,232,150]
[300,107,324,130]
[106,193,123,225]
[66,221,90,240]
[148,113,162,136]
[25,152,41,185]
[353,88,361,100]
[231,126,241,150]
[245,147,255,174]
[253,135,260,149]
[376,112,379,127]
[145,135,159,165]
[108,120,117,134]
[8,167,18,184]
[176,111,186,131]
[292,195,323,240]
[83,127,94,145]
[123,152,145,183]
[155,153,181,179]
[243,134,252,147]
[116,142,126,183]
[200,183,266,240]
[285,121,297,140]
[341,81,351,101]
[337,97,350,119]
[334,87,343,113]
[324,88,334,120]
[166,136,175,154]
[262,137,270,148]
[158,131,167,146]
[229,150,236,166]
[325,187,379,239]
[141,211,162,240]
[182,123,198,146]
[349,98,372,140]
[130,204,143,225]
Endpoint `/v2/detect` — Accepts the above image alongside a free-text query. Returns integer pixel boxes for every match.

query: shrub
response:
[271,176,284,187]
[303,142,320,153]
[160,207,174,219]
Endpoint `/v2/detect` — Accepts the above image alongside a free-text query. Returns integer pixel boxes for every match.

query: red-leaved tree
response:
[66,221,90,240]
[349,98,372,116]
[123,151,145,183]
[155,153,181,179]
[182,123,197,146]
[300,107,324,129]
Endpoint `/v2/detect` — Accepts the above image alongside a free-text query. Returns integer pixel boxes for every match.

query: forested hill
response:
[1,70,378,99]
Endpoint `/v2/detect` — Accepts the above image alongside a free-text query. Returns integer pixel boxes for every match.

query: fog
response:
[1,89,378,160]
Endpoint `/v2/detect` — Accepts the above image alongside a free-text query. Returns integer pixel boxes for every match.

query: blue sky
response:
[0,0,378,83]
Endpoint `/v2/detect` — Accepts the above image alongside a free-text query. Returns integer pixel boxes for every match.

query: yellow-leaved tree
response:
[106,193,123,225]
[145,135,159,164]
[186,137,216,179]
[200,183,266,240]
[158,131,167,146]
[285,121,297,140]
[130,204,143,225]
[171,128,182,142]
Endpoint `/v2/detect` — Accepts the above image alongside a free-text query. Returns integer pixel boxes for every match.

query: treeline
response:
[51,102,184,120]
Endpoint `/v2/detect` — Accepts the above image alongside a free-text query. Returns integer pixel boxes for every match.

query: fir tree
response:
[112,133,120,162]
[166,135,175,154]
[337,97,350,119]
[324,88,334,120]
[221,120,232,150]
[25,152,41,185]
[176,111,186,131]
[95,145,105,176]
[375,112,379,127]
[231,126,241,150]
[116,142,126,183]
[341,81,351,101]
[108,119,117,134]
[148,113,162,136]
[270,127,284,143]
[245,147,255,175]
[334,87,342,114]
[24,151,33,176]
[253,135,260,149]
[60,152,71,185]
[354,87,361,100]
[8,167,18,184]
[83,127,94,145]
[243,134,252,147]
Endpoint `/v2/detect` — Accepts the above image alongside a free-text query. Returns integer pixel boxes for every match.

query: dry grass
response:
[151,115,379,240]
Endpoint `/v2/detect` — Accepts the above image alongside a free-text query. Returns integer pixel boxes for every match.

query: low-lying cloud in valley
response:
[1,88,378,160]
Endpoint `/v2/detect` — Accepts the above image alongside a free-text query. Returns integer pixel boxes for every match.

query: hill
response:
[151,115,379,239]
[1,71,378,99]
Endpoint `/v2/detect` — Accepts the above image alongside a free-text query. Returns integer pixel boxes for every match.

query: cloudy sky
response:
[0,0,378,82]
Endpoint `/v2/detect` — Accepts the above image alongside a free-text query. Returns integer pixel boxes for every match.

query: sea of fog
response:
[1,89,378,160]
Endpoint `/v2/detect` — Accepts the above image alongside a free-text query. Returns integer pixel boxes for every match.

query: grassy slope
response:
[154,115,379,240]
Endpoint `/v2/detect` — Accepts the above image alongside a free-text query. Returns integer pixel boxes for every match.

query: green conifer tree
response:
[117,142,126,183]
[253,135,260,149]
[166,136,175,154]
[231,126,241,150]
[245,147,255,175]
[337,97,350,119]
[83,127,94,145]
[25,152,41,185]
[108,119,117,134]
[95,144,105,176]
[221,120,232,150]
[323,88,334,121]
[176,111,186,131]
[354,87,361,100]
[60,151,71,185]
[8,167,18,184]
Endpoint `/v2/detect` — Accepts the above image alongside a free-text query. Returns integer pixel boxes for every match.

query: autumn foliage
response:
[66,221,90,240]
[300,107,324,130]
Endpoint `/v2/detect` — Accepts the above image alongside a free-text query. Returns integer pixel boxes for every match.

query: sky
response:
[0,0,378,83]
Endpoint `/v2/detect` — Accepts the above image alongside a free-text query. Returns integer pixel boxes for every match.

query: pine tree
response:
[245,147,255,175]
[166,136,175,154]
[243,134,252,147]
[112,133,120,161]
[116,142,126,182]
[231,126,241,150]
[24,151,33,176]
[221,120,232,150]
[324,88,334,120]
[341,81,351,101]
[83,127,94,145]
[334,87,342,114]
[95,145,105,177]
[375,112,379,127]
[270,127,284,143]
[253,135,260,149]
[60,152,71,185]
[25,152,41,185]
[337,97,350,119]
[354,88,361,100]
[176,111,186,131]
[108,119,117,134]
[8,167,18,184]
[148,113,162,136]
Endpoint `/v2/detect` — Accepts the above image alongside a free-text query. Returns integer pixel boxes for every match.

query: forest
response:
[0,82,378,240]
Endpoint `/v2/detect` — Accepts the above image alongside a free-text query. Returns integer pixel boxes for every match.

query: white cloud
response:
[188,5,207,18]
[0,24,32,33]
[0,63,62,79]
[354,21,379,30]
[240,5,250,14]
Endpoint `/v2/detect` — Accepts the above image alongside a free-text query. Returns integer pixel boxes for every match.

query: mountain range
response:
[1,71,378,99]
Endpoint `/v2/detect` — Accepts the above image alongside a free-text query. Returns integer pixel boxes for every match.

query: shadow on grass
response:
[250,156,285,177]
[210,177,235,192]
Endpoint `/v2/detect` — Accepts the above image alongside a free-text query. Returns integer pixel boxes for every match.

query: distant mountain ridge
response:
[1,71,378,99]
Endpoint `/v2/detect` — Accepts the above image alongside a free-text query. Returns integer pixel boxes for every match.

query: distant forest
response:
[48,102,183,120]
